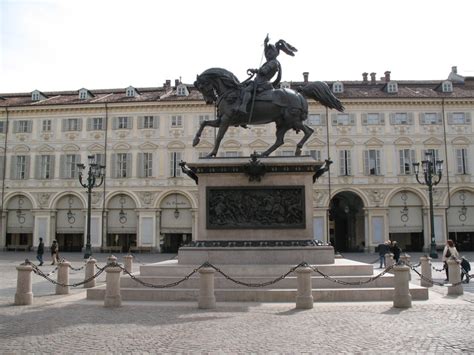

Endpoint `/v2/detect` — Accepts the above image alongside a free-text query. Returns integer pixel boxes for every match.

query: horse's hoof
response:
[192,137,200,146]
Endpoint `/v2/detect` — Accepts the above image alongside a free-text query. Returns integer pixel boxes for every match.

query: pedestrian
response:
[51,240,59,265]
[442,239,459,281]
[377,240,390,268]
[36,237,44,266]
[459,256,471,284]
[391,241,401,264]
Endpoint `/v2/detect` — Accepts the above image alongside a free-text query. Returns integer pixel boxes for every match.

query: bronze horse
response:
[193,68,344,157]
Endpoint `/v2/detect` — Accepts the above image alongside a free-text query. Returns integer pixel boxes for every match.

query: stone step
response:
[87,285,428,302]
[119,274,395,289]
[138,259,374,277]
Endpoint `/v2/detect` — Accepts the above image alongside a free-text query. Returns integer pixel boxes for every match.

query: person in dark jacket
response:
[50,240,59,265]
[460,257,471,284]
[377,241,390,268]
[36,237,44,266]
[391,241,401,263]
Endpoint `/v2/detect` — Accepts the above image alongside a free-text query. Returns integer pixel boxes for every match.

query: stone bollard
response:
[420,256,433,288]
[198,267,216,309]
[107,255,117,265]
[385,253,394,273]
[15,262,33,305]
[104,263,122,307]
[399,254,412,281]
[295,267,313,309]
[123,254,133,275]
[56,260,70,295]
[84,258,97,289]
[447,259,463,296]
[393,264,412,308]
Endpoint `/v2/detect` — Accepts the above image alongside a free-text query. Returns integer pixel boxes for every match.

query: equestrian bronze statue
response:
[193,35,344,158]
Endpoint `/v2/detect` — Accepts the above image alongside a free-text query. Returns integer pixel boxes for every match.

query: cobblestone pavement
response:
[1,251,473,353]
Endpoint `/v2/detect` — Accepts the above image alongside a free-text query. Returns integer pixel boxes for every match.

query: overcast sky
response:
[1,0,473,93]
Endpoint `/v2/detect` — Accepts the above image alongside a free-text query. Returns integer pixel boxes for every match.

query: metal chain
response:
[205,261,307,288]
[308,264,395,286]
[25,260,107,288]
[408,264,472,287]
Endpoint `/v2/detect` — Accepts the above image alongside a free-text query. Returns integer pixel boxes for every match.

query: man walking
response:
[36,237,44,266]
[378,240,390,268]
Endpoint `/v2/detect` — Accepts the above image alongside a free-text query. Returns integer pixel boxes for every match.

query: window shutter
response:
[339,150,345,175]
[410,150,416,173]
[331,113,337,126]
[112,118,118,130]
[26,120,33,133]
[169,153,174,177]
[466,112,472,124]
[138,117,144,129]
[175,152,182,176]
[126,153,132,177]
[389,113,395,125]
[35,156,41,179]
[407,113,414,125]
[379,113,385,125]
[375,150,381,175]
[436,113,442,124]
[77,119,82,131]
[363,150,369,175]
[419,113,425,125]
[399,150,404,175]
[49,155,55,179]
[59,155,65,179]
[24,156,30,179]
[153,116,159,129]
[137,153,144,178]
[61,119,67,131]
[13,121,19,133]
[87,118,92,131]
[0,156,4,180]
[464,149,469,173]
[349,114,356,126]
[346,150,352,175]
[361,113,367,125]
[10,156,17,179]
[447,113,453,124]
[127,117,133,129]
[111,154,117,178]
[456,149,463,174]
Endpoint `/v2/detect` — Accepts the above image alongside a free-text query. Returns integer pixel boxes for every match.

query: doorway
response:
[162,233,191,253]
[56,233,84,252]
[106,233,137,253]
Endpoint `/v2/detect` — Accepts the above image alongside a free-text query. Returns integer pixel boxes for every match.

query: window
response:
[364,149,382,176]
[451,112,466,124]
[61,154,81,179]
[92,117,103,130]
[399,149,415,175]
[41,120,51,132]
[367,113,380,125]
[171,115,182,127]
[13,155,29,179]
[138,152,153,178]
[339,150,352,176]
[332,82,343,93]
[177,85,188,96]
[117,153,128,178]
[143,116,154,129]
[387,82,398,93]
[17,120,31,133]
[442,81,453,93]
[421,113,440,125]
[308,150,321,161]
[118,117,130,129]
[79,91,88,100]
[126,87,137,97]
[37,155,54,179]
[422,149,440,164]
[224,151,240,157]
[63,118,81,131]
[337,114,349,125]
[0,121,5,133]
[456,148,468,174]
[393,113,408,125]
[278,150,294,157]
[308,114,323,126]
[32,92,41,101]
[169,152,182,177]
[199,115,210,124]
[92,153,105,167]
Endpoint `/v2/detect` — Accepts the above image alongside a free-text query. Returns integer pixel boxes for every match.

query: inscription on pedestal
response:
[207,186,305,229]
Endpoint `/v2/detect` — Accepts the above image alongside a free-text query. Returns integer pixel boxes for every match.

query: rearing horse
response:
[193,68,344,157]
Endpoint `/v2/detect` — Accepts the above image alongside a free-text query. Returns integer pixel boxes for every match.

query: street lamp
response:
[413,151,443,258]
[77,155,106,259]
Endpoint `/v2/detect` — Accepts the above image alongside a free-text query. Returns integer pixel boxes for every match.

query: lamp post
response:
[77,155,106,259]
[413,151,443,258]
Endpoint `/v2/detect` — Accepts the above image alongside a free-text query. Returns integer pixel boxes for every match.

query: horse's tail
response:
[297,82,344,112]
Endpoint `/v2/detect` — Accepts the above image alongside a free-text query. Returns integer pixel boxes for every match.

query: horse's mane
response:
[199,68,242,89]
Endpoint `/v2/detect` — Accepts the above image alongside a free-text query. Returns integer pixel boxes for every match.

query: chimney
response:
[384,71,391,82]
[362,72,368,83]
[370,72,376,84]
[303,72,309,83]
[464,76,474,88]
[175,79,180,87]
[452,66,458,74]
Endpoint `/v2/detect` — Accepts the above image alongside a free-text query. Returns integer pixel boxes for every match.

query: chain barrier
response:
[308,263,395,286]
[67,257,89,272]
[205,261,306,288]
[24,259,107,288]
[407,263,473,287]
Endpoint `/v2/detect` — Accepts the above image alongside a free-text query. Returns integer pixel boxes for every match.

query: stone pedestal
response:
[393,264,412,308]
[123,255,133,274]
[15,264,33,305]
[104,266,122,307]
[420,256,432,288]
[178,157,333,265]
[296,267,313,309]
[84,258,97,289]
[198,267,216,309]
[56,261,70,295]
[447,259,463,295]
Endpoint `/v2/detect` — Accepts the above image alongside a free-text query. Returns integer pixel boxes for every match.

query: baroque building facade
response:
[0,68,473,253]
